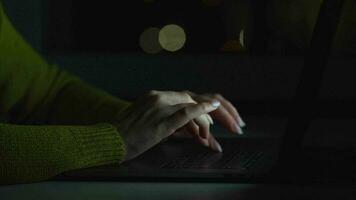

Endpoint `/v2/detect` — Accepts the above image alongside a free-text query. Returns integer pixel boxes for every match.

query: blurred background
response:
[2,0,356,118]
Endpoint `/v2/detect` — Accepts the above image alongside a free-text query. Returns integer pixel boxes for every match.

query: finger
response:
[207,134,223,152]
[217,97,239,122]
[216,96,245,127]
[157,91,196,105]
[210,105,243,135]
[163,102,196,117]
[139,90,197,120]
[193,114,210,139]
[164,101,220,135]
[196,135,210,148]
[165,104,213,135]
[188,93,245,129]
[184,121,210,147]
[176,121,213,151]
[205,114,214,125]
[184,121,199,138]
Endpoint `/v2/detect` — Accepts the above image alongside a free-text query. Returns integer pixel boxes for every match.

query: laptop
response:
[58,0,355,184]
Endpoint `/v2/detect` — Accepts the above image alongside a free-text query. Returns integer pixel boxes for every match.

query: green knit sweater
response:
[0,4,131,184]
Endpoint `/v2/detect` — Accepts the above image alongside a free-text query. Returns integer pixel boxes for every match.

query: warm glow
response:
[159,24,186,52]
[221,39,242,52]
[139,27,162,54]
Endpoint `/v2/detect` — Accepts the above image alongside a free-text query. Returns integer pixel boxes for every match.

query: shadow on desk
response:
[1,181,355,200]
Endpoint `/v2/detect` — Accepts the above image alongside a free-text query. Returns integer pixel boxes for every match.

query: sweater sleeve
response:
[0,3,130,184]
[0,123,125,185]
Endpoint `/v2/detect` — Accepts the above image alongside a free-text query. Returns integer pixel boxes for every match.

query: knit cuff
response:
[68,123,126,168]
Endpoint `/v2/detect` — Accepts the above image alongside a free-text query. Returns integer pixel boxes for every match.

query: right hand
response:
[115,90,221,161]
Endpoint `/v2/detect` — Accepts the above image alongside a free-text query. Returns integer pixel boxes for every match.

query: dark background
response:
[2,0,356,118]
[46,1,226,53]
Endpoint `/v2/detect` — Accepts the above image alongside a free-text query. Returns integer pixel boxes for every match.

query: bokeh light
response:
[139,27,162,54]
[239,29,245,47]
[221,39,242,52]
[221,29,246,52]
[159,24,186,52]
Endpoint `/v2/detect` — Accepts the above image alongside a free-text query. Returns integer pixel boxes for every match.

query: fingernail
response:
[203,139,210,147]
[235,124,243,135]
[211,100,221,108]
[239,118,246,128]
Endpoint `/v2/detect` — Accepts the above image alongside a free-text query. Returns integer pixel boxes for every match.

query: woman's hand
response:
[115,90,221,161]
[185,91,246,134]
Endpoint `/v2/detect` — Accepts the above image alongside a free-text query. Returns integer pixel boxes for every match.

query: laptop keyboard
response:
[160,150,263,170]
[223,151,263,169]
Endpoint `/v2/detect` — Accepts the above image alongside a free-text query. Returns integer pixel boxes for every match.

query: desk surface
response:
[2,117,356,199]
[1,181,355,200]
